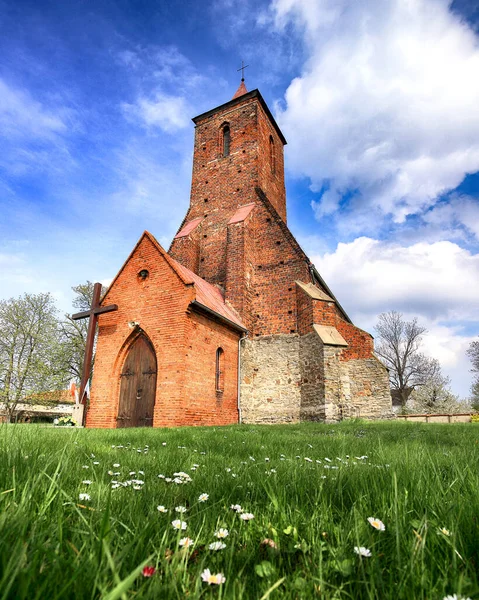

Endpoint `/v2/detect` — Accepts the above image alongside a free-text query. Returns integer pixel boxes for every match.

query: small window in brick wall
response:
[222,125,231,157]
[216,347,225,392]
[269,135,276,174]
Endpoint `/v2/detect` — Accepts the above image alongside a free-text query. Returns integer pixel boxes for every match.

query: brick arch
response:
[111,327,158,425]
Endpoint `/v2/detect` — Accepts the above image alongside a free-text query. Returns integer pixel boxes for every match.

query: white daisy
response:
[209,541,226,551]
[230,504,243,513]
[157,505,168,513]
[79,493,90,501]
[113,463,120,467]
[240,513,254,521]
[179,537,194,548]
[175,506,187,513]
[354,546,372,557]
[82,480,92,485]
[215,528,229,539]
[201,569,225,585]
[198,493,209,502]
[439,527,451,536]
[367,517,385,531]
[172,519,187,530]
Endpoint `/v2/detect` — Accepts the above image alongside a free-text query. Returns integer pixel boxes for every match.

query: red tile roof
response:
[228,203,255,224]
[174,217,203,239]
[232,80,248,99]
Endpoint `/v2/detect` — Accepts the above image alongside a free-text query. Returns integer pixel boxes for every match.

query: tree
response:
[0,293,69,422]
[467,339,479,411]
[374,311,441,409]
[408,372,467,413]
[59,282,105,385]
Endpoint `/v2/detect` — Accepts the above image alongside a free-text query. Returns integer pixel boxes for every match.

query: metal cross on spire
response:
[237,60,249,81]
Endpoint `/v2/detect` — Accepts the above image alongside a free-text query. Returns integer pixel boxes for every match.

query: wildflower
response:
[133,485,142,490]
[139,470,144,475]
[158,474,165,479]
[111,484,121,489]
[82,465,89,469]
[226,467,232,472]
[368,517,386,531]
[108,470,114,476]
[265,457,270,462]
[260,538,278,550]
[175,506,187,513]
[172,520,187,530]
[82,480,92,485]
[79,493,91,501]
[443,596,472,600]
[179,537,194,548]
[162,442,167,446]
[198,493,209,502]
[304,457,313,462]
[240,513,254,521]
[354,546,372,557]
[113,463,120,467]
[142,566,156,577]
[230,504,243,513]
[93,461,99,465]
[215,528,229,539]
[439,527,451,536]
[209,541,226,550]
[157,505,168,513]
[249,456,255,461]
[324,457,332,462]
[129,471,136,475]
[201,569,226,585]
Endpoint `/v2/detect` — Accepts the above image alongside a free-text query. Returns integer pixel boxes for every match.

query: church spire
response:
[232,79,248,99]
[233,60,249,99]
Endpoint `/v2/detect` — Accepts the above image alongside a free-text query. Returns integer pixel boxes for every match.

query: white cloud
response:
[309,236,479,397]
[271,0,479,222]
[123,93,190,132]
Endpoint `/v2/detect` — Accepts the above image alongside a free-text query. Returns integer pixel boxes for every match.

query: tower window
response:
[222,125,230,157]
[215,347,225,392]
[269,135,276,174]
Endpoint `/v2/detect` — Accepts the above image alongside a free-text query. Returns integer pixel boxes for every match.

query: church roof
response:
[232,80,248,99]
[101,231,246,333]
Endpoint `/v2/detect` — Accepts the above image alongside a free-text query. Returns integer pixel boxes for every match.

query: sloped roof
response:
[174,217,204,239]
[313,325,348,347]
[232,80,248,99]
[101,231,246,332]
[295,280,334,302]
[228,203,255,224]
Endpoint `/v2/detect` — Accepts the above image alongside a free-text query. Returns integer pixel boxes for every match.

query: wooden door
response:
[117,335,157,427]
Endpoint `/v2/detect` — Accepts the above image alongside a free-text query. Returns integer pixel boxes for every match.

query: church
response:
[86,80,392,428]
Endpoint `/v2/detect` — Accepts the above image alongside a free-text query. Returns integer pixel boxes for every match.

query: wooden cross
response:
[237,60,249,81]
[72,282,118,407]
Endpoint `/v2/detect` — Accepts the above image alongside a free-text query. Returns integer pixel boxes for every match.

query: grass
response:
[0,421,478,599]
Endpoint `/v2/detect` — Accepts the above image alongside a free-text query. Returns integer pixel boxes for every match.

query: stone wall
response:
[240,334,301,423]
[299,332,325,420]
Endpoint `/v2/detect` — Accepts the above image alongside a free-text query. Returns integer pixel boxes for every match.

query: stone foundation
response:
[240,333,392,423]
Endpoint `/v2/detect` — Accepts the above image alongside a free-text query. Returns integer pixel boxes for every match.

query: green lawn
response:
[0,421,478,599]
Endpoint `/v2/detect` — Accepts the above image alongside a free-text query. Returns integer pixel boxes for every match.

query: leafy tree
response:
[467,339,479,411]
[0,293,68,423]
[59,282,105,385]
[374,311,441,408]
[408,372,466,413]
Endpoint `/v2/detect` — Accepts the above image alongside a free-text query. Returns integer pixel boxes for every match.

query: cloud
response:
[122,93,190,132]
[309,236,479,396]
[270,0,479,223]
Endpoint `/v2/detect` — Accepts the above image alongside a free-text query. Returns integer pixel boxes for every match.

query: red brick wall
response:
[87,233,240,428]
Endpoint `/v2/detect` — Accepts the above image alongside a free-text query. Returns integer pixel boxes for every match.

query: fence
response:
[396,413,473,423]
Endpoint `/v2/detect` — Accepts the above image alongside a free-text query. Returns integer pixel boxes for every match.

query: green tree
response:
[375,311,441,409]
[0,293,68,423]
[467,339,479,411]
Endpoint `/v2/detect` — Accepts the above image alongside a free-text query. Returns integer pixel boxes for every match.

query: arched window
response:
[269,135,276,174]
[222,125,230,157]
[215,347,224,392]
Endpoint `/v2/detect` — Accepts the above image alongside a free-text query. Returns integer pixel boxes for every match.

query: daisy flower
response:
[443,595,472,600]
[172,520,187,530]
[209,541,226,551]
[82,480,92,485]
[201,569,226,585]
[230,504,243,513]
[354,546,372,557]
[439,527,451,536]
[113,463,120,467]
[198,493,209,502]
[157,505,168,513]
[179,537,194,548]
[215,528,229,539]
[367,517,385,531]
[240,513,254,521]
[175,506,187,513]
[79,493,91,501]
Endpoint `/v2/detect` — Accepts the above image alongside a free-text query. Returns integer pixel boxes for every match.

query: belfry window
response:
[222,125,230,157]
[215,347,225,392]
[269,135,276,174]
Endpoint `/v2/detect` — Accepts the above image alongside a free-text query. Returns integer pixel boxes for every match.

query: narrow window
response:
[223,125,230,157]
[215,347,224,392]
[269,135,276,174]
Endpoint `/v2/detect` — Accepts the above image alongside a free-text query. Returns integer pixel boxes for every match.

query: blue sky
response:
[1,0,478,398]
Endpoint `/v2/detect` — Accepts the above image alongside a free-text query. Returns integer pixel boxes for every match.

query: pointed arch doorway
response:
[117,334,157,427]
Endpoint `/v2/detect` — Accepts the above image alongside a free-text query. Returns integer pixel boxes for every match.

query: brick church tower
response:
[86,81,392,428]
